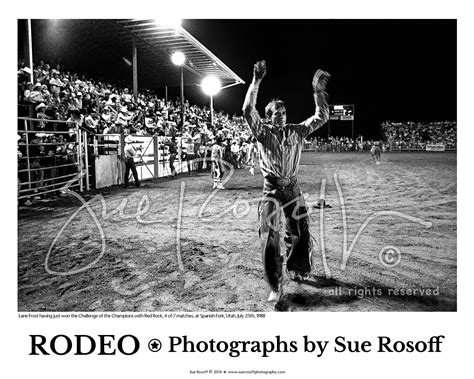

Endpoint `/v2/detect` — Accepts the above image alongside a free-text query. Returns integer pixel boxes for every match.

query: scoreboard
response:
[329,104,354,120]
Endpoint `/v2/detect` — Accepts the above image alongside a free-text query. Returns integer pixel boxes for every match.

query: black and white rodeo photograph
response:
[17,18,457,312]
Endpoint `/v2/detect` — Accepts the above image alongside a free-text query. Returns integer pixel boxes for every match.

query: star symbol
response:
[148,339,162,352]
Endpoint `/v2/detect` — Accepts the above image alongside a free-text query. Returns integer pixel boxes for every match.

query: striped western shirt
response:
[242,79,329,178]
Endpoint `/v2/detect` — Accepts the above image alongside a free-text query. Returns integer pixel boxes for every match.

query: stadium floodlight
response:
[201,76,222,126]
[155,18,182,29]
[171,52,186,129]
[171,51,186,66]
[201,76,221,97]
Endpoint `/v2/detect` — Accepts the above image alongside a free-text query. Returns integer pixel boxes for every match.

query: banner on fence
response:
[426,144,446,152]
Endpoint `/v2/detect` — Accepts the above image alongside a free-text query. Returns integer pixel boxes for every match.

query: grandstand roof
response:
[66,19,245,89]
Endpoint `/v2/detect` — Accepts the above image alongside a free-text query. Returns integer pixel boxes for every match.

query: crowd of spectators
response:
[303,137,389,152]
[303,121,457,152]
[17,58,253,144]
[381,120,457,150]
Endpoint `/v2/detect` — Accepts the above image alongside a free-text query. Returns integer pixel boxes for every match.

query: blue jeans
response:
[258,177,312,291]
[124,158,140,188]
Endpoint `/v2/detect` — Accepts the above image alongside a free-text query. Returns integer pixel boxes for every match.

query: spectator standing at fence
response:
[246,137,257,175]
[192,127,204,165]
[204,141,212,172]
[123,135,141,188]
[164,136,178,178]
[184,136,195,174]
[211,136,225,190]
[196,143,206,172]
[55,144,68,188]
[17,135,27,203]
[42,146,57,197]
[242,60,331,302]
[223,138,232,164]
[230,140,240,168]
[28,138,44,199]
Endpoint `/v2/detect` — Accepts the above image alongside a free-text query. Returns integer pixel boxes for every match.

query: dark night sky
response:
[183,19,456,139]
[20,19,457,139]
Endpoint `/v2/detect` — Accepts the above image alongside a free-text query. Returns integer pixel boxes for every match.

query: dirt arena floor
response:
[18,152,457,312]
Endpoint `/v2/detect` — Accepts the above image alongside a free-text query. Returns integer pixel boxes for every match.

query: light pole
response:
[201,76,222,126]
[171,51,186,130]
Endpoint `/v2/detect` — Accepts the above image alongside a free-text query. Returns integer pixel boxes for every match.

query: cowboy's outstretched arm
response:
[302,90,329,130]
[292,69,331,137]
[242,60,266,137]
